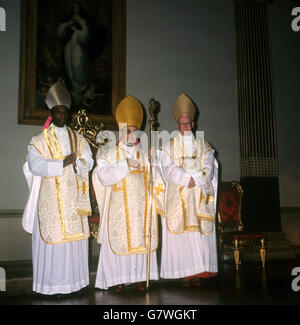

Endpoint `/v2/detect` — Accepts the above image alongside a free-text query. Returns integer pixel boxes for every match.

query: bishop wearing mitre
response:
[158,93,219,287]
[22,81,93,295]
[92,95,160,293]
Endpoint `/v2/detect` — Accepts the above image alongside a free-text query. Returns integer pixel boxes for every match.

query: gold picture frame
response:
[18,0,126,130]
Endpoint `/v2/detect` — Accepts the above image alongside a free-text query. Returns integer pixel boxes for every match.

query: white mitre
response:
[45,81,71,110]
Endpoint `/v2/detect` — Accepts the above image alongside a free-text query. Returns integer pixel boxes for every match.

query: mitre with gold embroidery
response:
[172,93,196,121]
[115,95,143,129]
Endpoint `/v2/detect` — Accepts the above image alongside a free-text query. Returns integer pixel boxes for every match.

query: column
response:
[235,0,281,231]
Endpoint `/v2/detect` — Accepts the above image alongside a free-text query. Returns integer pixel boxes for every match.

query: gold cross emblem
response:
[78,181,89,195]
[153,184,165,196]
[198,190,212,208]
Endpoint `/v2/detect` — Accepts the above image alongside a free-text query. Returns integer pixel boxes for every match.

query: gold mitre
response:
[172,93,196,121]
[45,81,71,110]
[115,95,143,129]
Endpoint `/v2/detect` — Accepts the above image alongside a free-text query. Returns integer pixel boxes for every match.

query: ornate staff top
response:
[70,109,108,149]
[148,98,160,132]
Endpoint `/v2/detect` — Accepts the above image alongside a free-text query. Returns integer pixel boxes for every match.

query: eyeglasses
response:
[177,121,193,127]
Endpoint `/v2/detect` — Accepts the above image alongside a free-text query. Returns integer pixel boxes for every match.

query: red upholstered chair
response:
[218,181,267,270]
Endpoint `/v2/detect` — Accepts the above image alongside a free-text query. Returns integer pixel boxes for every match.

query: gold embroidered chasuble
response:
[164,135,216,235]
[93,143,159,256]
[30,124,91,244]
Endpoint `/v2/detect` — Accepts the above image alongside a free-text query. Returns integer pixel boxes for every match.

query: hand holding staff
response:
[63,152,77,173]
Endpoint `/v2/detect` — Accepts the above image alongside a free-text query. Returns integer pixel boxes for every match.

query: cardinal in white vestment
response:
[92,95,159,292]
[22,81,93,295]
[158,93,219,287]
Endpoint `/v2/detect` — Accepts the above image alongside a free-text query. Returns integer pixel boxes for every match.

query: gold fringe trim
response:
[77,209,92,216]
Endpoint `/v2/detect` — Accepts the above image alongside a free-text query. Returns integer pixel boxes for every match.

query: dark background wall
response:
[269,0,300,207]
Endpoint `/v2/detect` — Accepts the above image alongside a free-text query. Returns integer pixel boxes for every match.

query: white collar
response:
[179,133,194,142]
[121,143,136,153]
[53,124,67,134]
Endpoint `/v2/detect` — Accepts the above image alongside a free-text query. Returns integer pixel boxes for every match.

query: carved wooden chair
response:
[218,181,267,270]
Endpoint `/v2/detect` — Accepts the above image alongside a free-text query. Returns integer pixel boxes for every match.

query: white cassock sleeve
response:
[192,150,215,187]
[28,145,63,177]
[76,143,94,174]
[160,149,215,188]
[160,151,191,187]
[96,159,129,186]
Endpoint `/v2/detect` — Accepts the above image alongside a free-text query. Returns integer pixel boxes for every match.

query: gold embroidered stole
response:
[152,167,165,217]
[67,128,92,217]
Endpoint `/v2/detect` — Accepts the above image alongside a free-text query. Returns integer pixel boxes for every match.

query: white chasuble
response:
[163,135,216,235]
[28,124,91,244]
[23,124,93,294]
[159,134,219,279]
[93,143,160,289]
[93,143,158,255]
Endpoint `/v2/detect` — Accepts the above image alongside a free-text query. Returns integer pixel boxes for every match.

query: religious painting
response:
[18,0,126,129]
